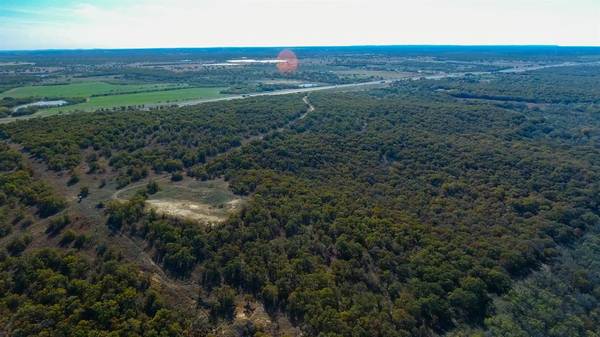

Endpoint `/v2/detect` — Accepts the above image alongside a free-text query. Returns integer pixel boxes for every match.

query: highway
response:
[175,60,600,107]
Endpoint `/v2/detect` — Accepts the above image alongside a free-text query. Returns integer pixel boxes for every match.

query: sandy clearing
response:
[146,198,242,224]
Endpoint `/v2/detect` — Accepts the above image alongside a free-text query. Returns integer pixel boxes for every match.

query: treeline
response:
[0,97,39,118]
[0,97,87,118]
[0,74,40,94]
[416,65,600,104]
[116,65,353,88]
[3,46,597,67]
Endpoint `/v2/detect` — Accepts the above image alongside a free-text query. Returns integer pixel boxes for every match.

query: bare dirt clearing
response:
[120,178,244,224]
[146,198,241,224]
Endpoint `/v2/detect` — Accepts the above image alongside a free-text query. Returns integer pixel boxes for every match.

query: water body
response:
[298,83,320,88]
[227,59,285,64]
[13,100,68,112]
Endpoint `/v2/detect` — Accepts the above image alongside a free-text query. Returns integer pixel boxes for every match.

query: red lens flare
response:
[277,49,299,74]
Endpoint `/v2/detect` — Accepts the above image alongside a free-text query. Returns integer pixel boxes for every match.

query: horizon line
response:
[2,44,600,53]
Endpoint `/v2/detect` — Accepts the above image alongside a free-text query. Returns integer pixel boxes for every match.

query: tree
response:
[211,285,236,319]
[146,180,160,195]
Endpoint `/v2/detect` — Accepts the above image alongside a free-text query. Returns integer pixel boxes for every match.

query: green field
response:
[121,179,237,205]
[0,81,187,99]
[0,83,230,122]
[30,87,227,116]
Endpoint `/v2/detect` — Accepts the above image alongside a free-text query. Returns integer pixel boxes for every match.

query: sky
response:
[0,0,599,50]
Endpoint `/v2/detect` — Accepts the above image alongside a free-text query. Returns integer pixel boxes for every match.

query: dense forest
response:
[199,85,598,335]
[0,248,188,336]
[0,144,66,228]
[0,143,206,336]
[0,59,599,336]
[2,95,306,185]
[423,65,600,104]
[483,227,600,337]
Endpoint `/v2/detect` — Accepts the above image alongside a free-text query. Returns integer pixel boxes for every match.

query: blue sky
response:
[1,0,599,50]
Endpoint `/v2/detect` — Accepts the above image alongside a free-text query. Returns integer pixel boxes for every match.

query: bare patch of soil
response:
[146,197,242,224]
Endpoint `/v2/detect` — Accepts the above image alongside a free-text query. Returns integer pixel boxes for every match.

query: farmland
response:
[0,80,229,120]
[0,81,187,99]
[40,87,229,114]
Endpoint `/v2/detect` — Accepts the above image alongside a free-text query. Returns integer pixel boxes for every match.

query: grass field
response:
[33,87,228,115]
[0,83,229,123]
[0,81,188,99]
[120,179,237,204]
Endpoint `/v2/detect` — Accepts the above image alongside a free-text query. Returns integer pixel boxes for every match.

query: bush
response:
[0,223,11,238]
[6,234,32,256]
[59,230,77,246]
[46,213,71,236]
[210,285,236,319]
[74,234,90,249]
[78,186,90,199]
[67,174,80,186]
[147,180,160,194]
[37,196,66,217]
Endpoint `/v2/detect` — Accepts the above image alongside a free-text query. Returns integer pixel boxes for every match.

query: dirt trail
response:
[103,95,317,311]
[301,95,315,119]
[118,234,201,310]
[112,175,170,200]
[10,95,316,315]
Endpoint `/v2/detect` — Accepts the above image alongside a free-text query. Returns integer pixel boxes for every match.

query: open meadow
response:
[39,87,229,114]
[0,81,187,99]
